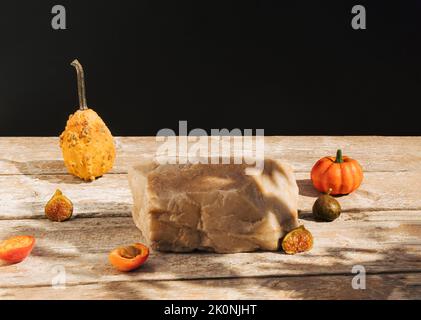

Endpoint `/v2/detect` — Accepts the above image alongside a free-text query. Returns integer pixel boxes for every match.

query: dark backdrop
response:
[0,0,420,136]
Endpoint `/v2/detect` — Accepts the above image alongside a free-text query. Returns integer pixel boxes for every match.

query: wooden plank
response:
[0,171,419,220]
[0,211,420,288]
[0,136,420,175]
[0,136,419,299]
[0,174,131,219]
[1,273,420,299]
[296,171,421,213]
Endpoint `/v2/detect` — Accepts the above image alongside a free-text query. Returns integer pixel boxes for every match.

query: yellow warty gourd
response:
[60,59,116,181]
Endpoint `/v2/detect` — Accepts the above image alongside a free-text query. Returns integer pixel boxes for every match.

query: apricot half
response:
[109,243,149,272]
[0,235,35,264]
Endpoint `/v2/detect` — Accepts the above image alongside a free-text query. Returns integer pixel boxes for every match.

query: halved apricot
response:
[109,243,149,272]
[0,235,36,263]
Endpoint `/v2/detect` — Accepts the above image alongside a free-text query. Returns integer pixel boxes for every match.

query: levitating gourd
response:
[59,59,116,181]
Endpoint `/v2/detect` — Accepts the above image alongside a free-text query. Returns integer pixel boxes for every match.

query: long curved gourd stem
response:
[71,59,88,110]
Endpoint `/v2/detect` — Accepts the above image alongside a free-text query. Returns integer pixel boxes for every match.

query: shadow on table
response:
[97,246,419,299]
[0,159,85,184]
[1,216,418,299]
[0,161,417,299]
[296,179,320,198]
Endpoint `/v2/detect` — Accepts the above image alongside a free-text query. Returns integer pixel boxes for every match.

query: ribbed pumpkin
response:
[311,150,363,195]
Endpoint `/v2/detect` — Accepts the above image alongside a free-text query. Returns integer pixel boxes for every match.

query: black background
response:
[0,0,420,136]
[0,300,414,318]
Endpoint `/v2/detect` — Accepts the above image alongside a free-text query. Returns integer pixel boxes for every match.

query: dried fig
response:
[312,190,341,222]
[45,189,73,222]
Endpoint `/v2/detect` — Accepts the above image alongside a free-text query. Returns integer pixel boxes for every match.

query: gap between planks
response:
[0,169,411,176]
[3,207,421,221]
[2,269,421,290]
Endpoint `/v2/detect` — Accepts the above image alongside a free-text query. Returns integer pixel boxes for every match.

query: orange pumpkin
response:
[311,149,363,195]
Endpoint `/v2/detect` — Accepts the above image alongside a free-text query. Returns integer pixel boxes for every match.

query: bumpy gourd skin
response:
[60,108,116,181]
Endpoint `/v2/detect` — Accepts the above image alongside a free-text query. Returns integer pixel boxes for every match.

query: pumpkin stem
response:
[71,59,88,110]
[335,149,343,163]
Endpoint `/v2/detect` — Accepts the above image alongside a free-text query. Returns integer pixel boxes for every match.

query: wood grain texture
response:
[1,273,420,300]
[0,136,420,300]
[0,136,420,175]
[0,211,420,288]
[0,171,419,220]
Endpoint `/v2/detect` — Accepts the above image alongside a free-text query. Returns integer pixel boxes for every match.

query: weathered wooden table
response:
[0,136,420,299]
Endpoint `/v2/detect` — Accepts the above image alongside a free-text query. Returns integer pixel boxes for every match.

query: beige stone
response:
[128,159,299,253]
